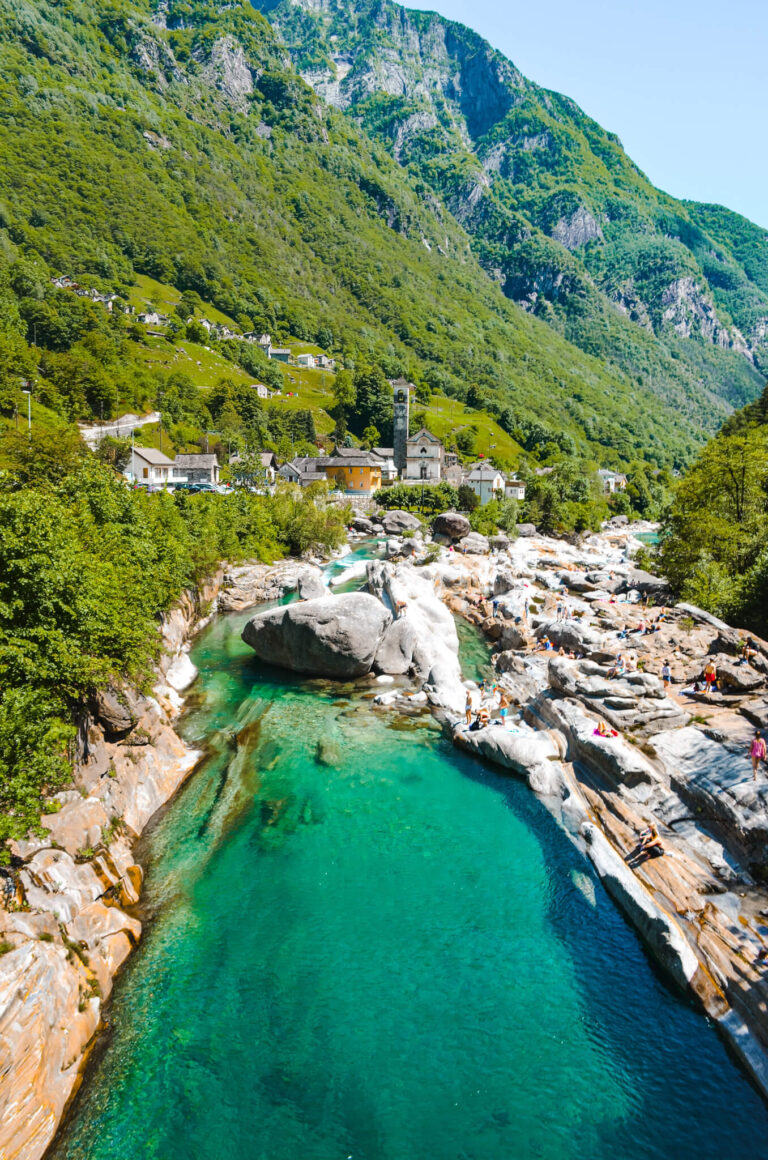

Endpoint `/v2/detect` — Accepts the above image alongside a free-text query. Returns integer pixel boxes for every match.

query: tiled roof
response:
[134,447,174,466]
[174,454,218,468]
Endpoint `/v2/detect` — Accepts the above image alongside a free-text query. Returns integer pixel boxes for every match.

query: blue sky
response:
[405,0,768,229]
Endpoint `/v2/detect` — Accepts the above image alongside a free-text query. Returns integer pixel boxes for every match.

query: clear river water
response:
[54,546,768,1160]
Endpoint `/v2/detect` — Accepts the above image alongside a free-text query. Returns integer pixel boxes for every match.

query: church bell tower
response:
[392,380,410,478]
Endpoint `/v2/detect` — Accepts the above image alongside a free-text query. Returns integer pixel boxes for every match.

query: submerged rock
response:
[242,593,392,678]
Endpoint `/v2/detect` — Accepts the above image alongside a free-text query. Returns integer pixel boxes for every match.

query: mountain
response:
[257,0,768,411]
[0,0,762,470]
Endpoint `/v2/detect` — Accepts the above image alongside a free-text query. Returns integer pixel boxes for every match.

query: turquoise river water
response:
[54,547,768,1159]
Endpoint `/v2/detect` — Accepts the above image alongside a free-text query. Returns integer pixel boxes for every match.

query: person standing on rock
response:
[465,690,473,727]
[661,660,672,690]
[704,661,718,695]
[751,732,766,780]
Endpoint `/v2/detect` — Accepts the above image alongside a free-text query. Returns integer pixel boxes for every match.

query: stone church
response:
[391,379,446,480]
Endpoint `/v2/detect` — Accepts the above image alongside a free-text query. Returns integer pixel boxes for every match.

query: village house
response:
[324,453,383,495]
[251,383,271,399]
[296,353,316,369]
[316,355,336,370]
[137,311,167,327]
[278,456,331,486]
[466,463,505,505]
[230,451,277,485]
[372,446,398,483]
[444,462,465,488]
[598,469,628,494]
[269,346,291,363]
[505,479,526,502]
[124,447,183,487]
[174,453,220,486]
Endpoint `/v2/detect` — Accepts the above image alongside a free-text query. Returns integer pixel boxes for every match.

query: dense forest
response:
[657,381,768,636]
[0,429,350,852]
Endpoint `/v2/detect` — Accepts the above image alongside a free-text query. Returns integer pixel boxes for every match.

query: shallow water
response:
[54,556,768,1160]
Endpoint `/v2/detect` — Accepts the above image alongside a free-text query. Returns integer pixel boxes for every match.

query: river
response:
[53,546,768,1160]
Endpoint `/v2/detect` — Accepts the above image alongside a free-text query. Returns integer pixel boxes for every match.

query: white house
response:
[138,311,164,327]
[403,428,444,481]
[316,355,336,370]
[598,469,628,495]
[466,463,505,505]
[372,446,398,483]
[296,353,316,368]
[505,479,526,502]
[251,383,271,399]
[125,447,181,487]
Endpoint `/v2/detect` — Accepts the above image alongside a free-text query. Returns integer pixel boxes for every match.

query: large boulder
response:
[711,658,765,693]
[374,618,417,675]
[242,593,391,678]
[381,509,421,535]
[458,531,490,555]
[351,515,375,535]
[516,523,537,538]
[432,511,471,540]
[621,568,669,598]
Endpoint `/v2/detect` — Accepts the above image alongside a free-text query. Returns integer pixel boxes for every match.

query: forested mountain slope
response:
[0,0,761,468]
[259,0,768,414]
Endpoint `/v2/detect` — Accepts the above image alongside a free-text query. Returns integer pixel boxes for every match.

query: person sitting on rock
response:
[627,824,664,864]
[608,653,625,678]
[740,637,757,666]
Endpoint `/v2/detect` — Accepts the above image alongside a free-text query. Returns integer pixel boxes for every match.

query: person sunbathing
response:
[594,719,618,738]
[607,654,625,678]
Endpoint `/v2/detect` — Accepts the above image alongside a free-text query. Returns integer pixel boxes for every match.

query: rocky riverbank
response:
[242,512,768,1096]
[0,553,338,1160]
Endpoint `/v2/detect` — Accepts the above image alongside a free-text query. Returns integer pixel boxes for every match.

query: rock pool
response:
[53,582,768,1160]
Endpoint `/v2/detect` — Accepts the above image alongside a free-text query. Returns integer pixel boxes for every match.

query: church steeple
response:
[391,379,411,478]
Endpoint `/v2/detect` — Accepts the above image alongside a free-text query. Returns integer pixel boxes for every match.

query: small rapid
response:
[53,545,768,1160]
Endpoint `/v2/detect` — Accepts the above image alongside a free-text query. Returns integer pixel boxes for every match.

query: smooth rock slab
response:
[242,593,392,678]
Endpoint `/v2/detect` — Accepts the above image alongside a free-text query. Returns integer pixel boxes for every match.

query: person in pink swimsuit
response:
[751,732,766,780]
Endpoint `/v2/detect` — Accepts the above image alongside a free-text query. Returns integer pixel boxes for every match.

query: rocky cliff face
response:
[261,0,768,385]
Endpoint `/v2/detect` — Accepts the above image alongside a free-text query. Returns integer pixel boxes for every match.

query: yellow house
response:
[324,455,382,495]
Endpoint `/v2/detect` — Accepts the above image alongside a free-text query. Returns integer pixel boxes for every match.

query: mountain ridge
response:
[259,0,768,403]
[0,0,761,470]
